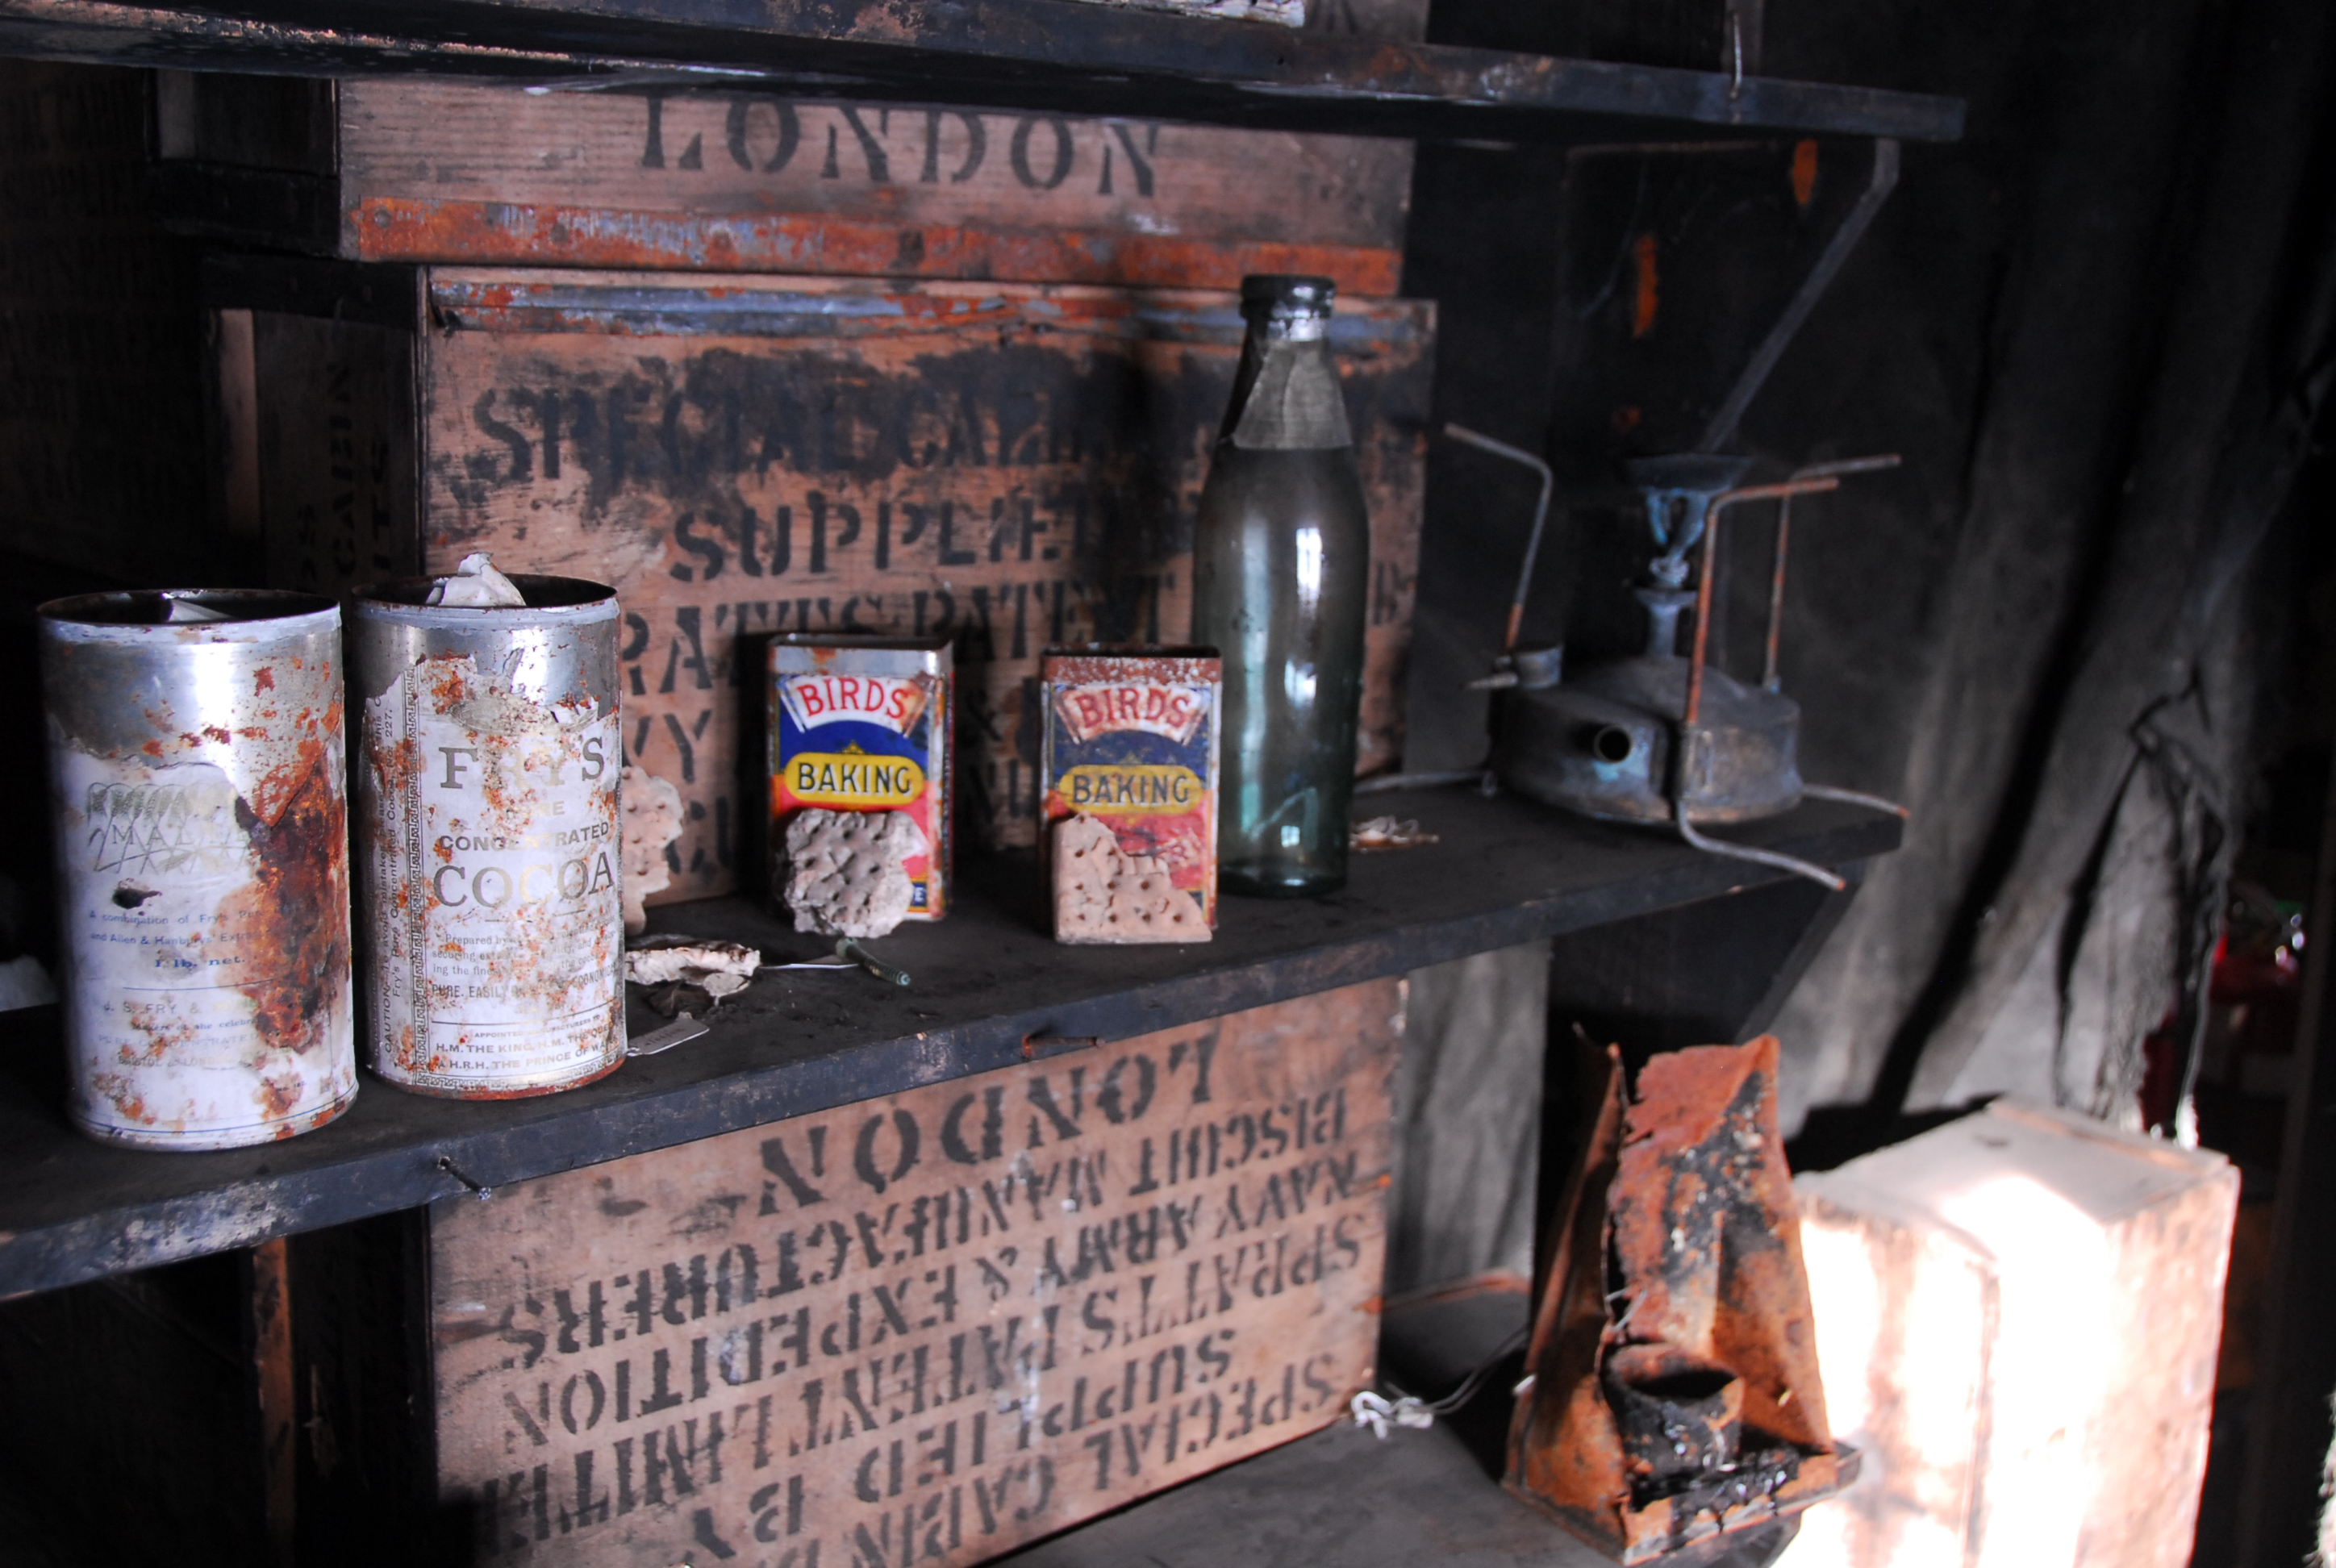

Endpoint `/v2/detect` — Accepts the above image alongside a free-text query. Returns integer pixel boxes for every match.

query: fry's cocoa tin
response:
[39,590,357,1149]
[1041,647,1220,940]
[351,575,624,1099]
[769,636,953,920]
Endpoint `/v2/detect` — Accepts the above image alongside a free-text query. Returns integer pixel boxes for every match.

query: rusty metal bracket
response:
[1666,468,1908,886]
[1443,423,1556,663]
[1022,1032,1103,1061]
[1682,478,1839,728]
[1696,138,1901,455]
[1764,455,1902,691]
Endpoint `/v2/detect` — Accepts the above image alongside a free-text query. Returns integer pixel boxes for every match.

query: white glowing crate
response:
[1785,1100,2237,1568]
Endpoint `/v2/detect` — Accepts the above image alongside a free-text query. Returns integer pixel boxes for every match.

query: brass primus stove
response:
[1447,430,1905,890]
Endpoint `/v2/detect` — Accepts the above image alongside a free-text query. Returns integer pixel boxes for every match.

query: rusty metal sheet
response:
[1507,1035,1847,1562]
[430,978,1400,1565]
[334,85,1411,294]
[405,270,1429,903]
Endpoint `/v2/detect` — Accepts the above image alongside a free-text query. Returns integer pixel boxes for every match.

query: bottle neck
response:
[1221,319,1350,452]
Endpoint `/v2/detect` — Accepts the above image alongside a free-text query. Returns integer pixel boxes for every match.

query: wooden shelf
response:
[995,1282,1783,1568]
[0,0,1962,144]
[0,788,1897,1299]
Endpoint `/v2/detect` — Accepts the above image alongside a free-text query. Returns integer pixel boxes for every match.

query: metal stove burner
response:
[1442,432,1908,890]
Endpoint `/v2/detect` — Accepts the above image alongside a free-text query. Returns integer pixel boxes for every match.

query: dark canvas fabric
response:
[1404,0,2336,1149]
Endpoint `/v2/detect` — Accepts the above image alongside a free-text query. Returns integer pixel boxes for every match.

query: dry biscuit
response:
[1053,815,1209,944]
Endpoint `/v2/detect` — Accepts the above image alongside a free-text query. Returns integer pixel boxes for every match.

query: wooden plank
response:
[0,1253,273,1556]
[403,269,1429,900]
[430,980,1399,1565]
[249,308,422,594]
[0,60,221,583]
[250,1236,297,1566]
[327,85,1412,291]
[152,68,334,170]
[0,790,1901,1299]
[998,1287,1621,1567]
[0,0,1967,145]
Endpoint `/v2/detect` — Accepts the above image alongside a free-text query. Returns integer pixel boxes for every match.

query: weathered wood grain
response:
[165,81,1415,293]
[0,60,220,582]
[431,978,1400,1566]
[0,0,1967,146]
[403,269,1430,901]
[0,791,1902,1300]
[249,309,419,594]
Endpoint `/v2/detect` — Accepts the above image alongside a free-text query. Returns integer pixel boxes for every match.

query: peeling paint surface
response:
[361,199,1401,295]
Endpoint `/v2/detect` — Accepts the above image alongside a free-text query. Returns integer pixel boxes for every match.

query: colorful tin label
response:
[1041,648,1221,930]
[770,637,952,919]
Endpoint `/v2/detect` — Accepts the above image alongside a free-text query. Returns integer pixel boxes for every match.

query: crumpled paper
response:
[427,552,527,607]
[626,937,761,1017]
[1352,815,1440,852]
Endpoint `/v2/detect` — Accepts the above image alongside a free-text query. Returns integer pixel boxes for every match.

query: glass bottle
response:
[1191,275,1371,898]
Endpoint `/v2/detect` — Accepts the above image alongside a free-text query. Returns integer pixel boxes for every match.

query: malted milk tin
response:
[350,574,624,1098]
[38,590,357,1149]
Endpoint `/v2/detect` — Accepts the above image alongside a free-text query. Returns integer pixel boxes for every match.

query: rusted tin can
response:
[39,590,357,1150]
[350,576,624,1099]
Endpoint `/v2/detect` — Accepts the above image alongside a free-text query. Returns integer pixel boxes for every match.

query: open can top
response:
[352,573,618,624]
[39,588,339,643]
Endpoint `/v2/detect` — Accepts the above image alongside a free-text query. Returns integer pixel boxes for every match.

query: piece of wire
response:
[1675,795,1847,892]
[1800,782,1912,819]
[1349,1323,1531,1439]
[1353,768,1495,796]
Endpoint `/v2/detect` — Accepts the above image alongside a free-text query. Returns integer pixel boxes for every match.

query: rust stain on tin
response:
[222,746,350,1060]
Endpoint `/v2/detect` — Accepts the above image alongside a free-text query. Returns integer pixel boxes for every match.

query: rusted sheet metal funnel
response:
[1507,1036,1854,1562]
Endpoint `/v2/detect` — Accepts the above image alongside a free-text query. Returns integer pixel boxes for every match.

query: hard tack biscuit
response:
[786,808,921,938]
[1053,815,1211,945]
[619,767,686,935]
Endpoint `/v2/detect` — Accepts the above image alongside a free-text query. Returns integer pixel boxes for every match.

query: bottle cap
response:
[1240,275,1336,340]
[1241,274,1336,314]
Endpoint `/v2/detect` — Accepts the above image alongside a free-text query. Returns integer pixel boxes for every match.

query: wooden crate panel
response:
[248,310,418,597]
[410,270,1431,903]
[432,978,1402,1566]
[234,81,1415,293]
[0,62,219,583]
